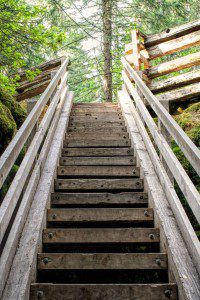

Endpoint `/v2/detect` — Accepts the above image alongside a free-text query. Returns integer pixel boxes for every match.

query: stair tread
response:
[61,147,134,157]
[37,253,167,270]
[59,157,135,166]
[64,139,130,147]
[57,165,140,178]
[47,208,153,222]
[43,228,159,243]
[51,192,148,207]
[55,178,143,191]
[30,283,178,300]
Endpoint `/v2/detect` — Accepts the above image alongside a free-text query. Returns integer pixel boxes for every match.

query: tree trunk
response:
[102,0,112,102]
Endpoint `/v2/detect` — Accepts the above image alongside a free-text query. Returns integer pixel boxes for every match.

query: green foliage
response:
[0,87,26,128]
[0,101,17,153]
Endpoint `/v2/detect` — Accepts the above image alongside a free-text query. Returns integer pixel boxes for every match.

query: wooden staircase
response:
[30,103,177,300]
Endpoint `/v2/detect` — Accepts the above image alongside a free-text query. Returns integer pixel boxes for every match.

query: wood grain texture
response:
[43,228,160,244]
[47,208,153,222]
[60,156,135,166]
[61,147,134,157]
[64,139,130,147]
[51,192,148,206]
[57,165,139,177]
[37,253,167,270]
[149,69,200,93]
[55,178,143,191]
[30,283,178,300]
[145,19,200,47]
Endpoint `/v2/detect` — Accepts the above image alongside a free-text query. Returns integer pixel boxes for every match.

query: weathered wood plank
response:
[69,115,123,122]
[1,92,74,300]
[149,70,200,93]
[55,178,143,191]
[145,19,200,47]
[43,228,160,244]
[69,121,125,127]
[122,57,200,176]
[147,30,200,59]
[67,126,127,134]
[64,139,130,147]
[51,192,148,206]
[57,165,139,177]
[0,74,68,245]
[157,82,200,102]
[16,80,51,101]
[0,88,70,298]
[15,56,65,82]
[30,283,178,300]
[0,58,69,189]
[122,71,200,223]
[61,147,134,157]
[119,90,200,299]
[72,107,120,113]
[146,52,200,78]
[60,157,136,166]
[71,111,121,117]
[37,253,166,270]
[47,208,153,222]
[65,132,129,140]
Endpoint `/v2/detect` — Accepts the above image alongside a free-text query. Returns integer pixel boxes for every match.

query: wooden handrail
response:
[122,57,200,177]
[0,57,69,189]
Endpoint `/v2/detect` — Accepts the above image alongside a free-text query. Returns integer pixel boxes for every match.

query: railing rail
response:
[0,57,70,297]
[121,56,200,275]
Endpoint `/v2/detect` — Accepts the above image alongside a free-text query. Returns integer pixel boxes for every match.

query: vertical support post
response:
[158,101,174,183]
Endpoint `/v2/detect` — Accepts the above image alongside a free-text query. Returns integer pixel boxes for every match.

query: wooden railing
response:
[0,57,70,296]
[121,24,200,275]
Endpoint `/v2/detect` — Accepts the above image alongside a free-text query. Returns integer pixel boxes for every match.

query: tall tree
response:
[102,0,113,102]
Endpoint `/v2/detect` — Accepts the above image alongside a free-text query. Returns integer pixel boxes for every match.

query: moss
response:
[0,86,26,128]
[0,101,17,153]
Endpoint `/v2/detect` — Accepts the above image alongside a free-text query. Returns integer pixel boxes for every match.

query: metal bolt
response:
[140,196,143,199]
[155,258,161,266]
[52,214,57,220]
[58,182,62,186]
[136,182,140,186]
[164,289,172,297]
[149,233,155,240]
[133,170,136,175]
[144,210,149,217]
[127,150,130,154]
[48,232,53,239]
[37,291,43,299]
[43,257,49,265]
[130,159,133,163]
[123,135,126,139]
[61,169,65,174]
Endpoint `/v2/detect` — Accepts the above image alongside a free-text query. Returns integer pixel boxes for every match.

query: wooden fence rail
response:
[0,57,70,297]
[121,56,200,275]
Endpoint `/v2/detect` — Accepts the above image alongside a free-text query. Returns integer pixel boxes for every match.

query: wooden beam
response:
[16,80,51,101]
[157,82,200,102]
[146,52,200,78]
[145,19,200,47]
[14,57,65,82]
[131,29,141,70]
[148,30,200,59]
[149,70,200,93]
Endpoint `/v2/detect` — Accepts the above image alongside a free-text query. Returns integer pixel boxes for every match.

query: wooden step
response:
[51,192,148,207]
[67,126,127,133]
[57,166,140,178]
[47,208,153,223]
[43,228,160,244]
[30,283,178,300]
[59,157,135,166]
[72,107,120,112]
[65,132,129,139]
[61,147,134,157]
[70,115,123,123]
[37,253,167,270]
[69,121,125,127]
[71,112,122,118]
[64,139,131,147]
[55,178,143,191]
